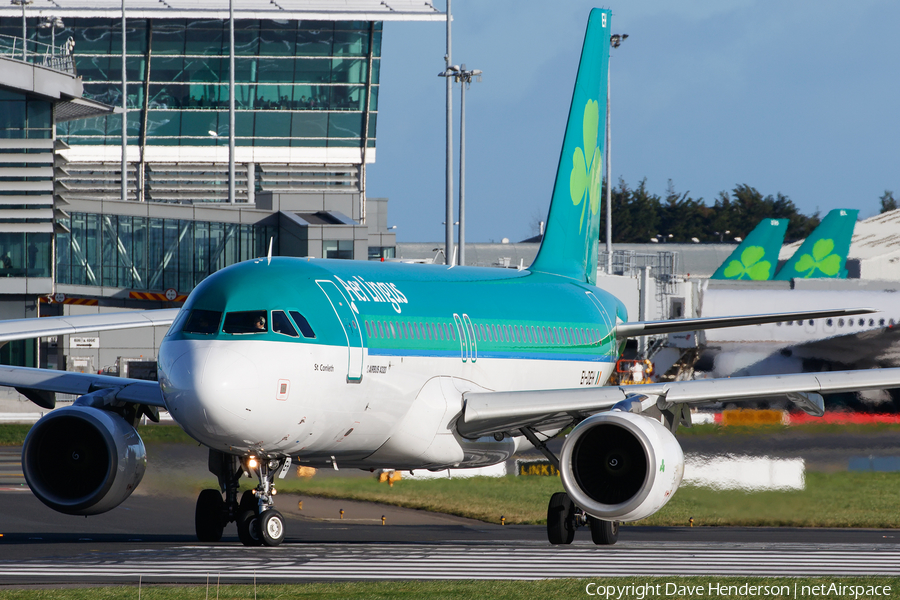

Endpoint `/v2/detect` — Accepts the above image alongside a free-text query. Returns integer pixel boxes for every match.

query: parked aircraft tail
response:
[529,8,610,286]
[710,218,788,280]
[773,208,858,280]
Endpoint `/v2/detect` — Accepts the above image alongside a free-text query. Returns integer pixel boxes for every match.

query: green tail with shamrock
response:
[530,8,610,286]
[774,209,858,280]
[710,218,789,281]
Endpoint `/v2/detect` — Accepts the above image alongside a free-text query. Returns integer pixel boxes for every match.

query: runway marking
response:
[1,543,899,581]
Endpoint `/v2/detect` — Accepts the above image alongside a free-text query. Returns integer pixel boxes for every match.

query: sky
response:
[365,0,900,244]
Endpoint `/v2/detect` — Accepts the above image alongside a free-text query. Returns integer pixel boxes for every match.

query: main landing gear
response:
[195,450,288,546]
[547,491,619,546]
[518,427,619,547]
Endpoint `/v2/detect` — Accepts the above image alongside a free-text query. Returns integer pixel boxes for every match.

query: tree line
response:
[598,180,822,244]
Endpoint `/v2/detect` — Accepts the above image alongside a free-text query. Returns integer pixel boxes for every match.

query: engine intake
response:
[559,410,683,522]
[23,406,147,515]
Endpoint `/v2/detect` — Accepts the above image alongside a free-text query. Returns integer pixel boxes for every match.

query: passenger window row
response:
[365,319,458,343]
[774,317,894,328]
[180,308,315,339]
[363,318,605,348]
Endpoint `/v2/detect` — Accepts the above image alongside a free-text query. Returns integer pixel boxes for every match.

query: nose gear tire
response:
[195,489,225,542]
[259,509,285,546]
[237,509,262,546]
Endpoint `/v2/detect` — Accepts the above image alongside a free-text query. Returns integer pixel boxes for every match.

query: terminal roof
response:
[0,0,445,21]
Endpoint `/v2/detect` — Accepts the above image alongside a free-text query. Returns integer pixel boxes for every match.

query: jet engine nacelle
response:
[559,410,684,522]
[22,405,147,515]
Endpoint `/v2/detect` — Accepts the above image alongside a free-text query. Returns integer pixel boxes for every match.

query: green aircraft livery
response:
[774,209,858,280]
[710,219,788,281]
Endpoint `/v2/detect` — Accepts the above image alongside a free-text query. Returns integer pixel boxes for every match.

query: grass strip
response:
[1,421,898,446]
[0,577,897,599]
[678,422,900,437]
[0,423,195,445]
[276,471,900,528]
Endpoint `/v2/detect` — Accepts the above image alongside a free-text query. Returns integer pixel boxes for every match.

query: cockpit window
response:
[289,311,316,339]
[223,310,268,334]
[182,309,222,335]
[165,309,189,337]
[272,310,298,337]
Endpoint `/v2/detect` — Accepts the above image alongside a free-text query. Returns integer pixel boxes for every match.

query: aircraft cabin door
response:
[453,313,469,362]
[317,280,364,382]
[462,314,477,363]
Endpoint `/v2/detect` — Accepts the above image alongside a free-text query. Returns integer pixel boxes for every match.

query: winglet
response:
[710,218,788,280]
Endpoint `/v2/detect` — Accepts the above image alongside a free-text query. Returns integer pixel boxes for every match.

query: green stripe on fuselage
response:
[171,257,623,362]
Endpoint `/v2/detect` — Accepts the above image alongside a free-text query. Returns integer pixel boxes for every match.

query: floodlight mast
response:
[605,32,627,274]
[229,0,236,204]
[10,0,32,61]
[121,0,127,202]
[38,17,64,54]
[456,65,481,267]
[443,1,453,264]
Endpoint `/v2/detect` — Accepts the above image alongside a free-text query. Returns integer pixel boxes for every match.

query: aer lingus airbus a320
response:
[2,9,899,547]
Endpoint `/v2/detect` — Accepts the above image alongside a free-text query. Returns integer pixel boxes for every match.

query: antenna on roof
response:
[267,237,273,265]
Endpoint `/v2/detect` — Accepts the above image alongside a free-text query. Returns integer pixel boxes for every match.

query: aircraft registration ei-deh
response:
[3,9,900,547]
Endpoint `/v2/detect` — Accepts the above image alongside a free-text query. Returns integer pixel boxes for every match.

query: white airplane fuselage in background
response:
[700,283,900,378]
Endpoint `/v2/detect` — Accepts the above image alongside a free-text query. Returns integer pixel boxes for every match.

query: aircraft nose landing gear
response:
[237,456,287,546]
[198,450,289,546]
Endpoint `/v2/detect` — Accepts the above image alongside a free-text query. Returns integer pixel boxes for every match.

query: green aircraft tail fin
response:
[529,9,610,285]
[710,218,788,281]
[773,209,858,280]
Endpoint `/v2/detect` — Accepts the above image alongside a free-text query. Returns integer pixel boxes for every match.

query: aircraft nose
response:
[160,341,260,441]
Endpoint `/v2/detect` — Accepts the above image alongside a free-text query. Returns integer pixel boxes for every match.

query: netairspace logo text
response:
[585,582,893,599]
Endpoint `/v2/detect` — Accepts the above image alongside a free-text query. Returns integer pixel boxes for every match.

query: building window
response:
[368,246,395,261]
[323,240,353,260]
[56,212,276,292]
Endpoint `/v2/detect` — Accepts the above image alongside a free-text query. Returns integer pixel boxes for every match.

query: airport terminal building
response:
[0,0,443,371]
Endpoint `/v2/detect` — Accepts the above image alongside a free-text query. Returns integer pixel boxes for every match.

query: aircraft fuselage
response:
[158,257,624,470]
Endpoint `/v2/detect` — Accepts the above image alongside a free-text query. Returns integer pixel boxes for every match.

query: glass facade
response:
[0,233,52,278]
[0,88,54,279]
[0,89,53,139]
[12,18,383,150]
[56,213,277,293]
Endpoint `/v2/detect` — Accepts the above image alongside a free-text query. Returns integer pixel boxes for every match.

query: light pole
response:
[605,32,627,275]
[228,0,236,204]
[455,64,481,266]
[38,16,63,55]
[441,0,453,265]
[438,64,459,264]
[10,0,33,61]
[120,0,127,202]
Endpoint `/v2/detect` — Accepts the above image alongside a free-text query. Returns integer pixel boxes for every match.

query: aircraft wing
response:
[456,367,900,438]
[0,309,181,343]
[616,307,874,339]
[0,364,164,409]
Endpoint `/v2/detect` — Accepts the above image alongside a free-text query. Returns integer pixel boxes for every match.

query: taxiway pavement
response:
[1,442,899,584]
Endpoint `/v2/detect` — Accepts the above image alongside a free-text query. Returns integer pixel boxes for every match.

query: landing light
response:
[248,456,258,469]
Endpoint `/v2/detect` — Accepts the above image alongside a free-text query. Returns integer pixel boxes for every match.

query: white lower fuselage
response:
[160,338,614,470]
